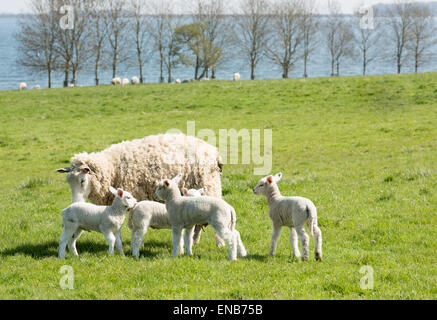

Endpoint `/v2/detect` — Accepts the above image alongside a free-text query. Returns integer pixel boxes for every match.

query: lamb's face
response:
[253,172,282,195]
[64,166,91,203]
[110,187,137,209]
[183,188,204,197]
[154,175,182,201]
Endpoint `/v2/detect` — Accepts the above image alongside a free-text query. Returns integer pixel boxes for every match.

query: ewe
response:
[57,134,225,246]
[111,77,121,85]
[18,82,27,90]
[122,78,130,86]
[154,175,246,261]
[34,85,41,90]
[131,76,140,85]
[253,173,322,261]
[128,188,204,258]
[233,73,240,81]
[58,187,137,258]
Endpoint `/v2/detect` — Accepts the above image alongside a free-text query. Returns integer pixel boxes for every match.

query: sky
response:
[0,0,434,14]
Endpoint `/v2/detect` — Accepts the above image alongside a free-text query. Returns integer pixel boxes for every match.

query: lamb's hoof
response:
[301,256,309,262]
[315,252,322,261]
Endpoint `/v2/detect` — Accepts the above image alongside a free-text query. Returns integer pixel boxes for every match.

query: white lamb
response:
[253,173,322,261]
[154,175,246,261]
[18,82,27,90]
[122,78,130,86]
[233,73,240,81]
[111,77,121,85]
[128,188,204,258]
[58,187,137,258]
[131,76,140,85]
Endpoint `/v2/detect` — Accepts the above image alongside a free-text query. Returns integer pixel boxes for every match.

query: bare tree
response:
[129,0,150,83]
[54,0,74,87]
[386,0,414,74]
[90,0,107,86]
[16,0,58,88]
[266,0,303,79]
[408,3,437,73]
[163,14,184,83]
[104,0,130,79]
[237,0,270,80]
[301,0,319,78]
[354,7,381,75]
[325,0,355,76]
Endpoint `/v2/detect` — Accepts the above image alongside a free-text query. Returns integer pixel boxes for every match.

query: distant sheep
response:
[58,187,137,258]
[175,79,181,84]
[122,78,130,86]
[111,77,121,85]
[18,82,27,90]
[69,84,75,88]
[253,173,322,261]
[131,76,140,85]
[57,134,224,246]
[233,73,240,81]
[34,85,41,90]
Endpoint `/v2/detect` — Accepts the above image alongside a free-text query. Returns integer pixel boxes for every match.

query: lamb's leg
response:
[235,230,247,258]
[103,231,116,255]
[313,225,323,261]
[214,233,226,248]
[115,231,124,256]
[131,226,148,259]
[68,229,83,257]
[171,225,184,257]
[192,224,203,244]
[296,226,310,262]
[289,227,300,259]
[214,226,237,261]
[58,228,75,259]
[184,226,195,256]
[269,224,282,256]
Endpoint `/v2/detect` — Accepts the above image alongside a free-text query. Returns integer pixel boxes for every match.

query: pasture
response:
[0,73,436,299]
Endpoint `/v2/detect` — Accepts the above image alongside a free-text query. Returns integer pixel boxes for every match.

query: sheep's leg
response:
[235,230,247,258]
[131,226,148,259]
[115,231,124,256]
[313,225,323,261]
[171,225,184,258]
[184,226,195,256]
[68,229,83,257]
[192,224,203,244]
[269,224,282,256]
[289,227,300,259]
[179,229,185,254]
[214,226,237,261]
[58,228,75,259]
[214,233,226,248]
[103,231,116,255]
[296,226,310,262]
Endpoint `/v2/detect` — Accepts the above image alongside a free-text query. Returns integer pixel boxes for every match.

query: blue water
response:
[1,15,436,91]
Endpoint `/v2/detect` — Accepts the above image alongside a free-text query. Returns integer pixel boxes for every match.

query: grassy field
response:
[0,73,436,300]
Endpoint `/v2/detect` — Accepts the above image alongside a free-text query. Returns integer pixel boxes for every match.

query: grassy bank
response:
[0,73,436,299]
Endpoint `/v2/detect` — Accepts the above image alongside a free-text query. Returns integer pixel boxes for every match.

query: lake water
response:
[1,15,436,91]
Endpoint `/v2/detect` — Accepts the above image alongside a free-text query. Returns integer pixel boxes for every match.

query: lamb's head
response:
[154,174,182,201]
[253,172,282,196]
[109,187,137,209]
[58,165,91,203]
[182,188,204,197]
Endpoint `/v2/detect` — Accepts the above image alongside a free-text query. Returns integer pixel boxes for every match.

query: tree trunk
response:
[303,55,308,78]
[251,60,255,80]
[63,67,69,87]
[48,68,52,89]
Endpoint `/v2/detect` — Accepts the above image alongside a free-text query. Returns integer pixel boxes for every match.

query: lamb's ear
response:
[172,174,182,184]
[57,167,71,173]
[274,172,283,182]
[183,188,188,196]
[164,180,170,187]
[117,189,123,197]
[109,186,117,196]
[267,176,273,184]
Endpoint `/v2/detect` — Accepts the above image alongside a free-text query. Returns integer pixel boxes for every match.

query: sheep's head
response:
[57,165,92,203]
[109,187,137,209]
[154,174,182,201]
[183,187,204,197]
[253,172,282,196]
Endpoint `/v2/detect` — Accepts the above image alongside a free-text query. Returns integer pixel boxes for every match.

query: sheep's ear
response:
[172,174,182,184]
[57,167,71,173]
[164,180,170,187]
[80,166,91,174]
[117,189,123,197]
[274,172,283,182]
[267,176,273,184]
[183,188,188,195]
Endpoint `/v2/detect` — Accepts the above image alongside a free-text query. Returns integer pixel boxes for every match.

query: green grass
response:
[0,73,436,299]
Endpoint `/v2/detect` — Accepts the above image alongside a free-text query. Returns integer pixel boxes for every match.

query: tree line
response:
[17,0,437,88]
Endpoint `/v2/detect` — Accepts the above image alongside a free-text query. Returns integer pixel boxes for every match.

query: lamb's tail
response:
[229,206,236,231]
[306,205,317,237]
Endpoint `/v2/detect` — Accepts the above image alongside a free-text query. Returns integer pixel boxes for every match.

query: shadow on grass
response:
[136,239,171,259]
[245,253,268,262]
